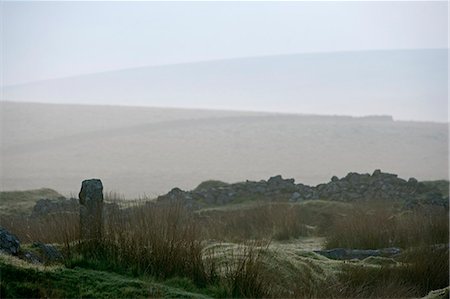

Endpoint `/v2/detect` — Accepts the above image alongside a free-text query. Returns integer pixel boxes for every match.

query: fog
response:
[4,49,447,122]
[0,101,447,198]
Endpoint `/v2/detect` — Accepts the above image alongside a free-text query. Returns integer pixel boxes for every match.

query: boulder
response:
[314,247,401,260]
[22,243,64,264]
[31,197,78,218]
[0,227,20,255]
[290,192,301,202]
[31,242,63,263]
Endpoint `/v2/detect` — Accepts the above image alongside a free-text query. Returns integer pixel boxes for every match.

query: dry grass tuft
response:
[325,202,449,249]
[199,203,310,241]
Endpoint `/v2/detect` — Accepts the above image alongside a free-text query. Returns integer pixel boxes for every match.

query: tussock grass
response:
[199,203,313,241]
[334,245,449,298]
[225,245,272,298]
[0,212,79,246]
[325,202,449,249]
[2,194,448,298]
[396,245,449,296]
[86,202,211,286]
[321,201,449,298]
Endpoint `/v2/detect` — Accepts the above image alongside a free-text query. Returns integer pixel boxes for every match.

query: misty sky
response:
[2,1,448,86]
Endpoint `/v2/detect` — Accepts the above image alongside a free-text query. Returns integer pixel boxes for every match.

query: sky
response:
[1,1,448,86]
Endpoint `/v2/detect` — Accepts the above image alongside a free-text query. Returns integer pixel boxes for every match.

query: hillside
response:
[0,188,64,217]
[0,101,447,198]
[3,49,447,122]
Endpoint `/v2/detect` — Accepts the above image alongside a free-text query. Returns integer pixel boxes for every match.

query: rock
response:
[156,170,447,209]
[314,247,401,260]
[31,197,78,218]
[290,192,301,202]
[372,169,382,177]
[255,186,266,193]
[79,179,104,241]
[0,227,20,255]
[268,175,284,184]
[408,177,418,185]
[31,242,64,263]
[167,187,185,199]
[23,251,41,264]
[362,256,397,266]
[422,287,449,299]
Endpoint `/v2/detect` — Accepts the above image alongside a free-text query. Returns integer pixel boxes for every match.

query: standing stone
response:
[79,179,104,241]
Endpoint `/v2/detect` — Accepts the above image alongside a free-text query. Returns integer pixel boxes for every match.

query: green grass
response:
[0,254,211,299]
[2,189,449,298]
[0,188,63,217]
[194,180,230,191]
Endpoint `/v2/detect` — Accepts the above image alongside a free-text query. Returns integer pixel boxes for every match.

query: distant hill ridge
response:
[3,49,447,122]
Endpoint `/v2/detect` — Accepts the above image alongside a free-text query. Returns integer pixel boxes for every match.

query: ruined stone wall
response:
[157,170,448,209]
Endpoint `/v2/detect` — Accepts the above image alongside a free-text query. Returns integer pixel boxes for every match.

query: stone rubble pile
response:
[157,170,448,209]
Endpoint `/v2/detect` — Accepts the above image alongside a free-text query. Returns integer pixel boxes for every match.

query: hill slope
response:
[3,49,447,122]
[0,102,447,198]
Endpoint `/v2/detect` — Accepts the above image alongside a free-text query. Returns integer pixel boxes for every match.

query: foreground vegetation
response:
[1,189,448,298]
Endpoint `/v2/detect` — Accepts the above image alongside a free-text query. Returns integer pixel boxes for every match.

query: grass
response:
[86,202,211,285]
[194,180,229,191]
[0,254,211,299]
[334,244,449,298]
[325,201,449,249]
[198,200,352,242]
[2,190,449,298]
[199,202,309,241]
[396,245,450,295]
[0,211,79,245]
[208,241,273,298]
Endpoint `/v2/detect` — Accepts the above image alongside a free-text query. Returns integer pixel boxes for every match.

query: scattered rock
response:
[23,251,41,264]
[156,170,448,209]
[314,247,401,260]
[31,197,78,218]
[0,227,20,255]
[31,242,64,263]
[362,256,397,266]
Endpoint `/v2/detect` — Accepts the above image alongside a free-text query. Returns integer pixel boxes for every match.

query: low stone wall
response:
[157,170,448,209]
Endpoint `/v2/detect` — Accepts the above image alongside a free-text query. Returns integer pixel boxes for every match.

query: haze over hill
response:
[0,101,447,198]
[3,49,447,122]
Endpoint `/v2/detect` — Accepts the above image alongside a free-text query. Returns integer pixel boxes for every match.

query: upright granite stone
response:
[79,179,104,241]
